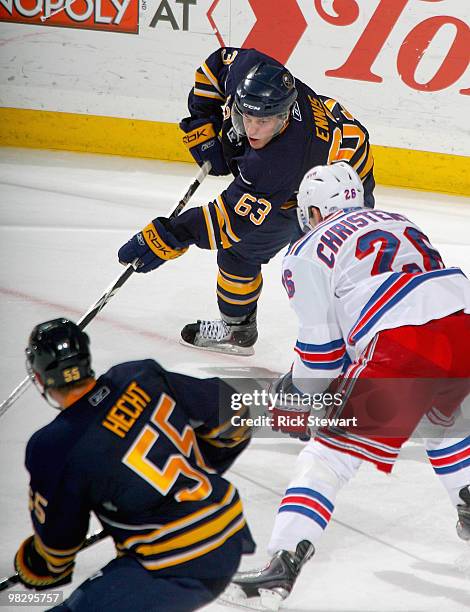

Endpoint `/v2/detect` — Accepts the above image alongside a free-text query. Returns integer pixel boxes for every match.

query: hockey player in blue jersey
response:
[118,47,375,356]
[14,318,255,611]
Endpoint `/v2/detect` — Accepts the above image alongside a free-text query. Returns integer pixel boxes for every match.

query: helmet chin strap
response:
[26,360,63,410]
[44,388,62,410]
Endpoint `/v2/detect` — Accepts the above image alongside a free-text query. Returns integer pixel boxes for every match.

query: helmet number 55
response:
[234,193,272,226]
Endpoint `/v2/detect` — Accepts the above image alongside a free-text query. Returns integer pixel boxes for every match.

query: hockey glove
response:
[14,535,74,591]
[180,116,229,176]
[118,217,189,273]
[268,371,311,440]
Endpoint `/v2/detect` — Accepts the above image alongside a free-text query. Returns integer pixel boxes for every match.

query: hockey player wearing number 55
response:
[118,47,375,356]
[227,163,470,610]
[14,318,255,611]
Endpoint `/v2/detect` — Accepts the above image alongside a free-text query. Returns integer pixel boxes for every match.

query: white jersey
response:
[283,207,470,394]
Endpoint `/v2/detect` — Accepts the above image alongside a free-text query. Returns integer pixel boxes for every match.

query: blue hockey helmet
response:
[26,318,94,392]
[233,62,297,137]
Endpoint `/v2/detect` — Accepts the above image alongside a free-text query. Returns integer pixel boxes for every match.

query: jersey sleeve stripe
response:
[195,71,212,85]
[34,537,77,573]
[34,534,83,557]
[193,88,225,101]
[202,205,217,249]
[357,147,374,179]
[201,62,223,95]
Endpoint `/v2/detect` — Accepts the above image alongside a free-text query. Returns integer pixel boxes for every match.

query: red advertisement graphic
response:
[207,0,469,95]
[0,0,139,34]
[207,0,306,65]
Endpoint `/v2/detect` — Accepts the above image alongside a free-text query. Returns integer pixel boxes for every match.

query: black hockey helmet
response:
[26,318,94,391]
[234,61,297,118]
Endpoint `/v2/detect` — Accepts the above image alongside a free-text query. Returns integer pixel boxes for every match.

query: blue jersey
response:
[171,47,374,251]
[25,360,254,579]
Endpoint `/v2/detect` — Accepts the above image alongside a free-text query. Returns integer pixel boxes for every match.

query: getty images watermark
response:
[229,388,357,429]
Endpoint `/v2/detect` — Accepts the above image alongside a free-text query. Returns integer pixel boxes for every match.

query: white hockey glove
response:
[268,371,312,440]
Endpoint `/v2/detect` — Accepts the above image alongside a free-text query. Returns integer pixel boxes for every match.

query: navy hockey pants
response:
[217,208,302,318]
[216,176,375,319]
[49,556,233,612]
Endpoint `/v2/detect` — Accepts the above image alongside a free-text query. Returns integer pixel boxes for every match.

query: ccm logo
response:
[0,0,139,34]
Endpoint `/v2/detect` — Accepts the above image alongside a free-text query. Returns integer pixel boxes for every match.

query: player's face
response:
[242,114,285,149]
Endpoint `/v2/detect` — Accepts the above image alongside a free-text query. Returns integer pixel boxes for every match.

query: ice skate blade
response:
[218,584,284,611]
[457,520,470,541]
[179,339,255,356]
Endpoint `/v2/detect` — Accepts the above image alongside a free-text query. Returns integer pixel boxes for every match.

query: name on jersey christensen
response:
[102,381,151,438]
[317,210,407,268]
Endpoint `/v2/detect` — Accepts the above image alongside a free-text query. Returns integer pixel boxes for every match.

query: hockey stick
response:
[0,530,107,591]
[0,161,212,419]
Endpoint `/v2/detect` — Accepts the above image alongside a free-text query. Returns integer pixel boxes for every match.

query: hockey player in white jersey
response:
[225,162,470,610]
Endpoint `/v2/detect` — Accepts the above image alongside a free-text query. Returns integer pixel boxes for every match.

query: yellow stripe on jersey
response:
[195,71,212,86]
[200,430,251,448]
[280,199,297,210]
[136,498,243,556]
[198,413,251,448]
[214,206,232,249]
[202,205,217,249]
[319,98,337,122]
[351,145,368,175]
[142,516,247,571]
[217,272,262,295]
[193,88,224,101]
[201,62,223,95]
[198,413,246,440]
[34,537,77,574]
[120,485,236,549]
[358,149,374,178]
[34,534,83,557]
[342,124,366,152]
[16,540,75,585]
[215,196,240,243]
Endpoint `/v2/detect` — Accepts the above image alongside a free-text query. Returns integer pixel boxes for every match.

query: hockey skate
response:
[220,541,314,610]
[180,310,257,356]
[456,485,470,541]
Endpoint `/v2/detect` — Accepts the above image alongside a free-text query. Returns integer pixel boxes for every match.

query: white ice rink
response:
[1,147,470,611]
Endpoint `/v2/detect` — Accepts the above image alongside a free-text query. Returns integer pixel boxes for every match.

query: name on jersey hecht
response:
[1,0,131,24]
[317,210,408,268]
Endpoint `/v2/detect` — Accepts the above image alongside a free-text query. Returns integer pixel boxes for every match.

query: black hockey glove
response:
[14,535,74,591]
[118,217,189,273]
[180,116,229,176]
[268,371,312,441]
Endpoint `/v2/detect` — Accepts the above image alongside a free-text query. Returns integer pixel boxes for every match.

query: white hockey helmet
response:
[297,162,364,232]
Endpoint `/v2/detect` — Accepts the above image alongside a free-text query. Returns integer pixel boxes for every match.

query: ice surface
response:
[1,148,469,611]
